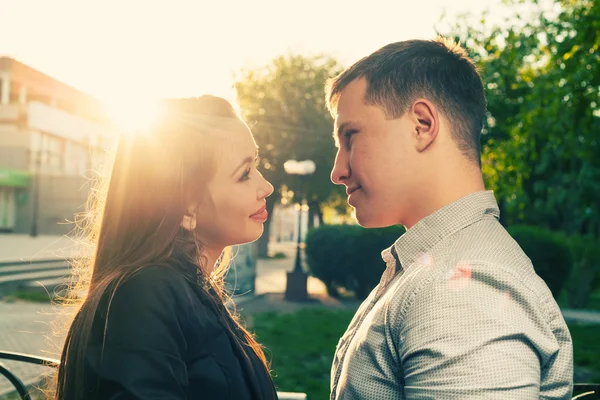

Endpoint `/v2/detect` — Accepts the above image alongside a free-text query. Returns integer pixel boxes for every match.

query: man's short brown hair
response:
[326,37,487,165]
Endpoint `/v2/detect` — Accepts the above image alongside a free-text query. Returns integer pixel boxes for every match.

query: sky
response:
[0,0,511,126]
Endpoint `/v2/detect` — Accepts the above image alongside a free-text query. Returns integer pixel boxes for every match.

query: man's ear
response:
[410,99,439,152]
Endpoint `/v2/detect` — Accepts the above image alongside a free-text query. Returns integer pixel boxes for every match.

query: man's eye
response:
[344,129,358,139]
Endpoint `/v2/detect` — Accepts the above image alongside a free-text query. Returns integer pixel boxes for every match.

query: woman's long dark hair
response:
[50,95,269,400]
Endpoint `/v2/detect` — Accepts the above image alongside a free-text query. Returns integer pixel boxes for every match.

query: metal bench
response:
[0,351,308,400]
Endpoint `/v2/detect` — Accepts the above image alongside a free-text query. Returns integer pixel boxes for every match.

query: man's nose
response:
[331,150,349,185]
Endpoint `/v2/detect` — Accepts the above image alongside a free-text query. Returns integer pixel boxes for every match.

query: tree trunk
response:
[308,200,324,228]
[307,202,315,232]
[257,197,276,258]
[316,202,324,226]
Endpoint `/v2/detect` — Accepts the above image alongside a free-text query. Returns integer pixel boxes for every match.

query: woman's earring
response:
[181,214,197,231]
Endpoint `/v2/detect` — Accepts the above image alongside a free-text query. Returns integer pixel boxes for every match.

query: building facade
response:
[0,57,115,235]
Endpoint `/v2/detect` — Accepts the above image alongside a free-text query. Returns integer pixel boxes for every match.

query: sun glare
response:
[106,98,165,135]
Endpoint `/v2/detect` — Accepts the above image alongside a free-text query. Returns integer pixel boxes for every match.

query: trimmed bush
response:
[307,223,580,301]
[304,225,358,297]
[507,225,573,299]
[346,226,405,299]
[305,224,404,299]
[564,234,600,308]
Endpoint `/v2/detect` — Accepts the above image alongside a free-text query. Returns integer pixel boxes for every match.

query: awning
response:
[0,168,30,187]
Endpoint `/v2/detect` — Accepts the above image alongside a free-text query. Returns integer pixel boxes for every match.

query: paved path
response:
[254,242,327,296]
[0,234,79,263]
[562,309,600,325]
[0,300,57,396]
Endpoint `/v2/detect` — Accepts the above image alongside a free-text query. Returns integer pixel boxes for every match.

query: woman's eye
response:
[239,168,251,181]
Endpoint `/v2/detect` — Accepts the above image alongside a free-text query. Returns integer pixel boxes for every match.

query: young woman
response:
[53,95,278,399]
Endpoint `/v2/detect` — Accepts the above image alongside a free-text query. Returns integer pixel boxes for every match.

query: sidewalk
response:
[561,309,600,325]
[253,241,328,296]
[0,300,56,396]
[0,234,78,263]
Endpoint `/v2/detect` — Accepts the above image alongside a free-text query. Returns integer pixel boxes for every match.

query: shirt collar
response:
[381,191,500,272]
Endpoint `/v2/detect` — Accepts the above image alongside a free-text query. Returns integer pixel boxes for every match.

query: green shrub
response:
[345,226,404,298]
[564,235,600,308]
[507,225,573,299]
[305,224,404,299]
[305,225,358,297]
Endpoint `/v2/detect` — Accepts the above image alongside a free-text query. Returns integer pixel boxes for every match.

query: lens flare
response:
[448,262,472,292]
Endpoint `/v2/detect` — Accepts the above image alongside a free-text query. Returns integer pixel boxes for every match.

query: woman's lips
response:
[250,206,268,222]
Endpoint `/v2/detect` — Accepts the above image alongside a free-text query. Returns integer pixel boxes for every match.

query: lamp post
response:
[283,159,315,301]
[29,147,41,237]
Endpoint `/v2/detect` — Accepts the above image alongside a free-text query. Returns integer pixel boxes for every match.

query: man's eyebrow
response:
[336,122,352,137]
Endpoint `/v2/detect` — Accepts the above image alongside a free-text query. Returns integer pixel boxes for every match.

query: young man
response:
[326,38,573,399]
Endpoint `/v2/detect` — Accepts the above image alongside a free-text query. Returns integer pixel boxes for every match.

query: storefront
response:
[0,168,30,231]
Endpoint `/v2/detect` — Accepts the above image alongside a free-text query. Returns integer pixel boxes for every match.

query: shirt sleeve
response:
[395,262,566,399]
[86,267,190,400]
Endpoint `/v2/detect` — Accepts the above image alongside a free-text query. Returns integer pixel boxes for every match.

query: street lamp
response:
[29,146,42,237]
[283,159,315,301]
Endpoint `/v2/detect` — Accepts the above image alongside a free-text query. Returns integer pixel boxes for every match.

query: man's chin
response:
[354,209,396,229]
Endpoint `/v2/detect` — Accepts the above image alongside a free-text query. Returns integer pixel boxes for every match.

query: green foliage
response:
[348,226,406,299]
[507,225,573,298]
[270,252,287,259]
[305,224,405,299]
[234,54,344,206]
[569,322,600,383]
[443,0,600,236]
[304,224,358,297]
[253,309,355,400]
[234,54,344,256]
[565,235,600,308]
[258,251,287,260]
[3,289,53,303]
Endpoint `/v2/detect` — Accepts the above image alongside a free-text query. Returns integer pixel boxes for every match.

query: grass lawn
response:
[569,322,600,382]
[2,289,54,303]
[588,290,600,310]
[252,308,355,399]
[252,309,600,399]
[557,288,600,311]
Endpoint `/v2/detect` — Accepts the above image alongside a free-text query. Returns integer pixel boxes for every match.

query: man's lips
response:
[346,185,361,196]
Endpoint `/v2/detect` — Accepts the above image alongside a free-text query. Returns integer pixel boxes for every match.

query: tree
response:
[234,54,345,256]
[442,0,600,235]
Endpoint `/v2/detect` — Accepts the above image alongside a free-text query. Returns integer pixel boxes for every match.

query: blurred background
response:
[0,0,598,399]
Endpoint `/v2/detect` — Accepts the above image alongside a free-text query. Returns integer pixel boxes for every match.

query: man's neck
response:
[403,164,485,230]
